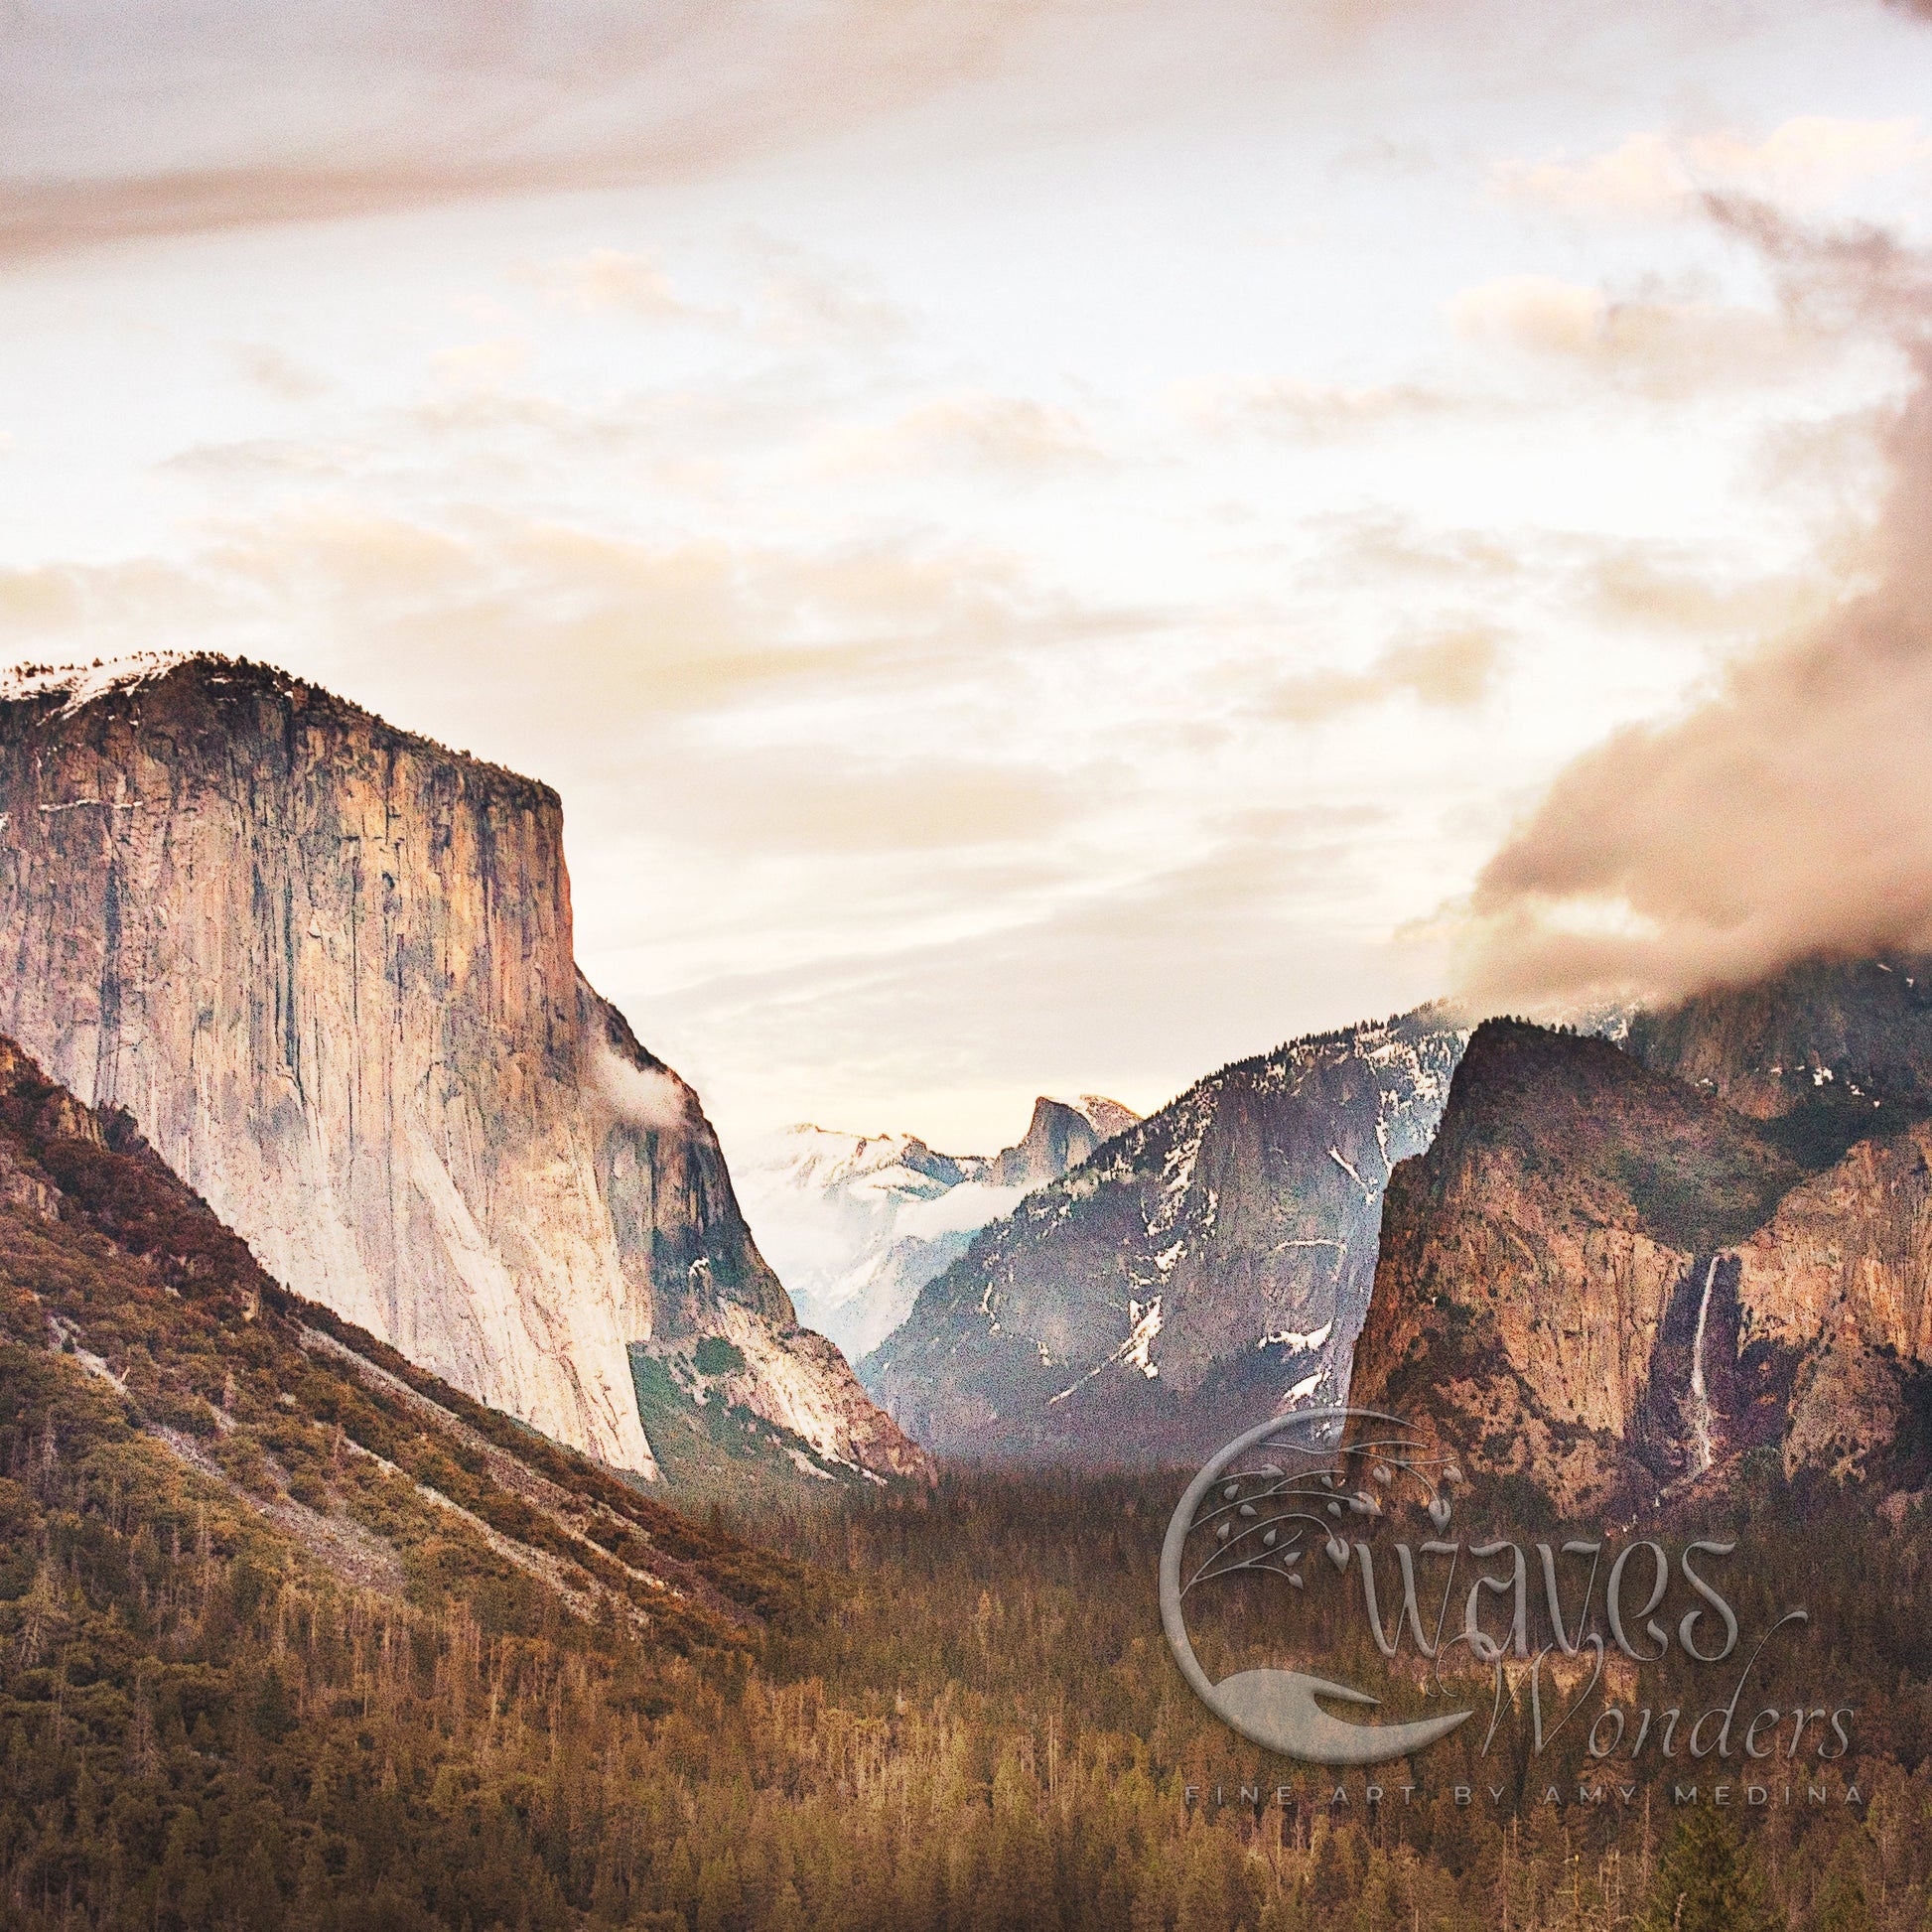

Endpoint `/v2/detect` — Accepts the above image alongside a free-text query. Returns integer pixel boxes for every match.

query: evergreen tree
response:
[1812,1838,1874,1932]
[1640,1810,1775,1932]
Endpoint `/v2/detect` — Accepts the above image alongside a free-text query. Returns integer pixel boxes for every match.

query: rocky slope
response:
[1628,954,1932,1157]
[0,654,926,1484]
[1355,965,1932,1508]
[0,1027,804,1641]
[736,1094,1139,1360]
[865,1007,1468,1463]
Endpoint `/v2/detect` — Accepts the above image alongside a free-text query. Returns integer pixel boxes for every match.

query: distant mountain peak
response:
[986,1093,1142,1190]
[736,1092,1144,1363]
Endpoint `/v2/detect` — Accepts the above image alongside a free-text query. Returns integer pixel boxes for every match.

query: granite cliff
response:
[866,1007,1467,1463]
[0,654,926,1483]
[984,1095,1139,1189]
[1349,1019,1801,1507]
[1354,963,1932,1508]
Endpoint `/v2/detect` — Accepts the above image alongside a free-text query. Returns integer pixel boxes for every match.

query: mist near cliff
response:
[590,1038,694,1135]
[1456,203,1932,1008]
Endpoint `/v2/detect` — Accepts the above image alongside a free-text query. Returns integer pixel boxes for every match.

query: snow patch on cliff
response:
[1260,1315,1334,1352]
[0,651,188,715]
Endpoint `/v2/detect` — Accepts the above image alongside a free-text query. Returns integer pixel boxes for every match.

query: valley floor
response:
[3,1365,1926,1932]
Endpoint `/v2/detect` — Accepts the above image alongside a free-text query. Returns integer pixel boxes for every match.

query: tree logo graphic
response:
[1159,1407,1475,1766]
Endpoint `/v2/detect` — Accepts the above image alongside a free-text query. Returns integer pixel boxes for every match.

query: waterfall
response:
[1688,1256,1720,1475]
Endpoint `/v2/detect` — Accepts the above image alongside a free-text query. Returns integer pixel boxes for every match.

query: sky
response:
[3,0,1932,1158]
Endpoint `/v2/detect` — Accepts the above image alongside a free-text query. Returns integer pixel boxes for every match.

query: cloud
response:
[1454,209,1932,1006]
[430,338,534,390]
[1574,545,1829,638]
[1175,375,1452,441]
[5,0,1247,264]
[397,361,823,465]
[753,243,913,348]
[816,392,1101,475]
[1495,132,1694,218]
[1273,629,1501,723]
[1317,513,1526,588]
[590,1036,694,1132]
[1447,273,1813,395]
[653,795,1437,1149]
[633,749,1084,856]
[230,510,1090,727]
[1449,274,1605,352]
[520,248,694,319]
[0,0,1668,264]
[0,557,208,637]
[0,0,1019,261]
[1328,136,1436,181]
[1495,117,1932,218]
[0,501,1150,767]
[231,344,330,403]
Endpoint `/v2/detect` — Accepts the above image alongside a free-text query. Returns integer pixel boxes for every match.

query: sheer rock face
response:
[985,1097,1137,1189]
[867,1008,1468,1465]
[1735,1122,1932,1360]
[1628,956,1932,1128]
[1354,1001,1932,1508]
[1351,1021,1803,1509]
[1734,1122,1932,1480]
[0,656,926,1480]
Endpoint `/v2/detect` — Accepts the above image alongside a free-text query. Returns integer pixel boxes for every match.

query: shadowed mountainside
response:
[867,1008,1467,1464]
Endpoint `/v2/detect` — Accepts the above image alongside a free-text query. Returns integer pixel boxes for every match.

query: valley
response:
[867,1008,1469,1464]
[5,659,1932,1931]
[735,1096,1138,1363]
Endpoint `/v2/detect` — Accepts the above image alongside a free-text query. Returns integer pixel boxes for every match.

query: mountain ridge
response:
[1352,965,1932,1510]
[866,1005,1469,1463]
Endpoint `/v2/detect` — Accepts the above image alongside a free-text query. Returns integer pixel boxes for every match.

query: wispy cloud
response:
[230,344,331,403]
[751,241,914,348]
[1495,117,1932,218]
[1271,630,1501,723]
[0,503,1149,741]
[0,0,1043,261]
[1175,375,1454,441]
[1,0,1710,264]
[518,248,697,320]
[430,338,535,391]
[815,393,1103,476]
[1447,274,1815,395]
